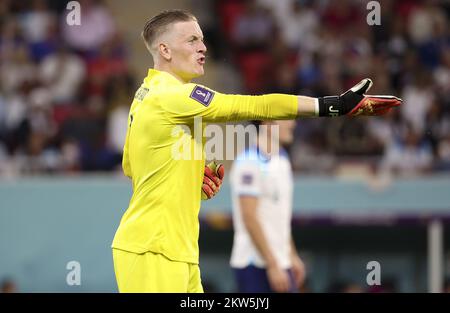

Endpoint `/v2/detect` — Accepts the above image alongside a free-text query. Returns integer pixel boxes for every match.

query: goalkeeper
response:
[111,9,402,293]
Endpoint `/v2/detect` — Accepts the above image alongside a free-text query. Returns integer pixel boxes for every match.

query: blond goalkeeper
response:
[111,10,402,293]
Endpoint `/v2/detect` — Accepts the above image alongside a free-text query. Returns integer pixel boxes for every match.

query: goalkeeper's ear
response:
[344,78,373,96]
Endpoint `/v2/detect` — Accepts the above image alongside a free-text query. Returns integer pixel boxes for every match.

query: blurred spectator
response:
[436,134,450,171]
[409,1,448,70]
[105,75,134,158]
[2,83,33,154]
[231,0,277,95]
[424,100,449,155]
[13,130,56,174]
[61,0,116,56]
[408,0,447,47]
[39,45,86,104]
[27,87,56,137]
[19,0,58,62]
[10,87,60,174]
[401,70,435,134]
[433,47,450,95]
[85,40,128,98]
[232,0,275,52]
[0,15,26,62]
[0,141,8,175]
[381,126,433,177]
[59,137,81,172]
[296,52,322,94]
[0,43,36,94]
[321,0,361,34]
[0,0,12,23]
[278,0,319,52]
[367,110,408,150]
[256,0,291,24]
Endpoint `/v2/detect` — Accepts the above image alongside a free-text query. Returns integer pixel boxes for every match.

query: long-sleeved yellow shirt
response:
[111,69,297,264]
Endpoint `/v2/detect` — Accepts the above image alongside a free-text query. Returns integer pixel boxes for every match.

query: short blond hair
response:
[141,10,197,53]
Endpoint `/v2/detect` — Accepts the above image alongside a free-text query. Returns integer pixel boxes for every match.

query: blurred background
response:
[0,0,450,292]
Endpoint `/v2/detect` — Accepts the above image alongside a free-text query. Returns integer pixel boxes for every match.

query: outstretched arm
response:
[163,78,401,123]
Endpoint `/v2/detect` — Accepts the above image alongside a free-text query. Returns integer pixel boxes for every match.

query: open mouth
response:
[197,56,205,65]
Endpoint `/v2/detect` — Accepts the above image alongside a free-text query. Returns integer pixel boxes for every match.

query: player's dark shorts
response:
[233,265,298,293]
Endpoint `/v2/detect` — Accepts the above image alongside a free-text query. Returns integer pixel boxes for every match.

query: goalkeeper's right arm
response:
[162,79,401,124]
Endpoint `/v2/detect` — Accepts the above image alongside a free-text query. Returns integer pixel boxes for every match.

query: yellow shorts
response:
[112,248,203,293]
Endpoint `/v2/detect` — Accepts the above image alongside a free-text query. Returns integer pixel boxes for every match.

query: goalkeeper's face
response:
[165,21,207,82]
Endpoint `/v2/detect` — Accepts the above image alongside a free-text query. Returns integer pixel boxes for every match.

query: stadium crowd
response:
[0,0,131,175]
[0,0,449,177]
[210,0,450,176]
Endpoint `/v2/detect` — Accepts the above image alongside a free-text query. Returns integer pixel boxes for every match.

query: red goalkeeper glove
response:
[201,161,225,200]
[318,78,402,117]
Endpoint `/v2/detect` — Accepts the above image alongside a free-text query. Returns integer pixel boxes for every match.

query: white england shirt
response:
[230,146,294,269]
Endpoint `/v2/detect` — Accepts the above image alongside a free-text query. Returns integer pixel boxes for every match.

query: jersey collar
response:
[145,69,184,86]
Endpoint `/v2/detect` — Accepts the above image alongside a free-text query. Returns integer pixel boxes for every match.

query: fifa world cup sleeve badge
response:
[190,85,215,107]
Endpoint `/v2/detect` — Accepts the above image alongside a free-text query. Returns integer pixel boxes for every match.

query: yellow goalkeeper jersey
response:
[111,69,298,264]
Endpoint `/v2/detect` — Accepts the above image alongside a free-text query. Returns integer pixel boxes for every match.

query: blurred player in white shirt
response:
[230,120,306,293]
